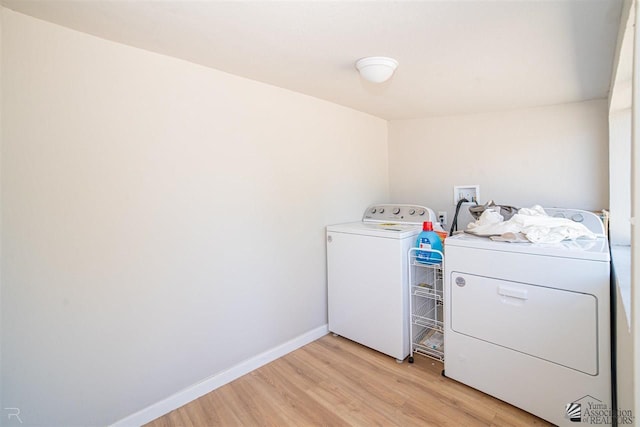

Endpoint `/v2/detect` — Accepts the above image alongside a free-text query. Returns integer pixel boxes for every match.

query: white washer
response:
[444,208,611,426]
[326,204,439,362]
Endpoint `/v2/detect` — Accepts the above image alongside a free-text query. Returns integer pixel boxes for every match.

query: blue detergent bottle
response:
[415,221,443,264]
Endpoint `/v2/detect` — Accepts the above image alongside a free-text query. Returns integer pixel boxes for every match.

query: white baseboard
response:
[110,324,328,427]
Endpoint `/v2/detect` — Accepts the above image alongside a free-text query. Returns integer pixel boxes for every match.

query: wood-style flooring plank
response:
[145,334,553,426]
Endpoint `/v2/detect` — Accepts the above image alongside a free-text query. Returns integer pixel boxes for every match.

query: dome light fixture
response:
[355,56,398,83]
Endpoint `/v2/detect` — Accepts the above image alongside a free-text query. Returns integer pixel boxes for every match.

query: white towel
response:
[468,205,597,243]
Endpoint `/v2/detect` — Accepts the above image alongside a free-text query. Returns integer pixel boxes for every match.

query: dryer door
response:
[449,272,598,375]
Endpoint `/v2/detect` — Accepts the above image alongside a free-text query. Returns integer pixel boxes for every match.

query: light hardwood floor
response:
[145,334,552,426]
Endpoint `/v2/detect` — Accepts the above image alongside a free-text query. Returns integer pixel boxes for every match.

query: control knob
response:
[393,208,401,215]
[571,213,584,222]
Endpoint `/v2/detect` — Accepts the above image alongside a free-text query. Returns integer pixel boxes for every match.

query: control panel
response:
[544,208,605,235]
[362,204,437,225]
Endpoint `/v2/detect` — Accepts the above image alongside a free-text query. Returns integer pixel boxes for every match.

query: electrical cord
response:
[449,198,469,236]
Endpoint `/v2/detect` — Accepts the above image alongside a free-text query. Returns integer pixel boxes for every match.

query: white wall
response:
[388,100,609,230]
[610,109,632,245]
[607,0,637,419]
[632,0,640,421]
[0,10,388,426]
[0,7,3,422]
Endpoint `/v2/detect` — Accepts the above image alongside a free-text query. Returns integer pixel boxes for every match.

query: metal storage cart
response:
[407,247,444,363]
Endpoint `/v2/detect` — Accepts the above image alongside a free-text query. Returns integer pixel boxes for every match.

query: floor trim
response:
[110,325,329,427]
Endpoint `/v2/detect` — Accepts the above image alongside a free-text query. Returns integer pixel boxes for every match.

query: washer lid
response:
[326,221,421,239]
[445,232,610,262]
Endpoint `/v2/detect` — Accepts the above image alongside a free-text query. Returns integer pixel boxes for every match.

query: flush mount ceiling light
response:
[355,56,398,83]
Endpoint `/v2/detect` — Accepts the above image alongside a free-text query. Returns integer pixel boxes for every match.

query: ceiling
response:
[1,0,624,120]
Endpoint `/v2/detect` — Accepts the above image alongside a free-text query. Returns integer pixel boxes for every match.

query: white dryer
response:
[444,208,611,426]
[326,204,439,362]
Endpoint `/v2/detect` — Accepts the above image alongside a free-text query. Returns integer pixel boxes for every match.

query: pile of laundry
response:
[466,205,597,244]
